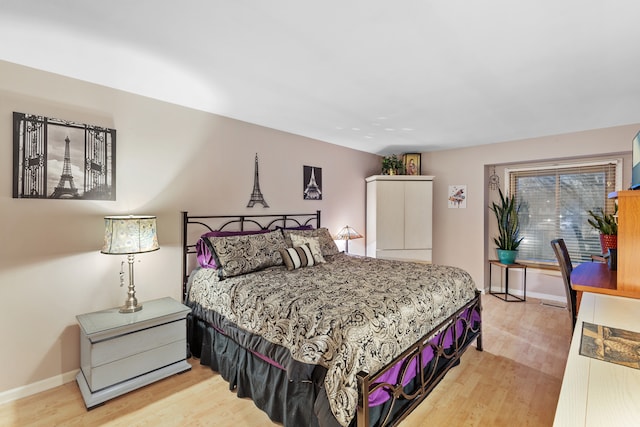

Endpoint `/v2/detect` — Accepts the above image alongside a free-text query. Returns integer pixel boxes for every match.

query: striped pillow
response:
[279,245,315,270]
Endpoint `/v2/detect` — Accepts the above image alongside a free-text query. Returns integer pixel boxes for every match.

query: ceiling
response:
[1,1,639,155]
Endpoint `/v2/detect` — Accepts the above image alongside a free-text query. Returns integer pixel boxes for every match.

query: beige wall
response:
[423,125,637,300]
[0,60,380,396]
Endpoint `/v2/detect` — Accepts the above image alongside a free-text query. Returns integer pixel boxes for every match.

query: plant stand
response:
[489,260,527,302]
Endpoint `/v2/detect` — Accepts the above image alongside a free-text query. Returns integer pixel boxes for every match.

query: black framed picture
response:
[303,165,322,200]
[12,112,116,200]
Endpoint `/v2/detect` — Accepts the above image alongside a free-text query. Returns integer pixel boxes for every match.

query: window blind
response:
[508,161,618,263]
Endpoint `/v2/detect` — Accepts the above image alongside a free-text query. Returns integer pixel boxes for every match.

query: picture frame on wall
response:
[12,112,116,200]
[403,153,421,175]
[448,185,467,208]
[303,165,322,200]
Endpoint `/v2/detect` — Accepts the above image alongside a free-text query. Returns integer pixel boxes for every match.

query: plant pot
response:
[599,234,617,255]
[496,249,517,265]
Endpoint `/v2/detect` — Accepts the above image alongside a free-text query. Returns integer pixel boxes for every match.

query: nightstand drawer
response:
[87,319,185,366]
[86,339,186,391]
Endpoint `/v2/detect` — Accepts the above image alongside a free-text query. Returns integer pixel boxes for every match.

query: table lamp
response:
[335,225,363,253]
[101,215,159,313]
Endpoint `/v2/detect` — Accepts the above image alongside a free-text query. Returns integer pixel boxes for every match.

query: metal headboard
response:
[181,210,321,302]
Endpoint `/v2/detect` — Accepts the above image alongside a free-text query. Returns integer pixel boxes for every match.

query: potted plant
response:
[489,188,524,264]
[381,155,404,175]
[587,205,618,254]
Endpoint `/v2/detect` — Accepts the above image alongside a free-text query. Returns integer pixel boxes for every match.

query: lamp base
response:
[119,254,142,313]
[119,302,143,313]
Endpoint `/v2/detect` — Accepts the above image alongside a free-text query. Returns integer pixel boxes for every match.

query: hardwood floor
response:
[0,295,571,427]
[402,295,571,427]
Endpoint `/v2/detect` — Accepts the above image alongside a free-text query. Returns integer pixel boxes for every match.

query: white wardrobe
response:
[366,175,434,262]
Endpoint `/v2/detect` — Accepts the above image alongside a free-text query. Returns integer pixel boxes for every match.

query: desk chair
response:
[551,239,578,331]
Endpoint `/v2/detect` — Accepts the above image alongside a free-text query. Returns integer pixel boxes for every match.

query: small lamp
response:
[101,215,159,313]
[335,225,363,253]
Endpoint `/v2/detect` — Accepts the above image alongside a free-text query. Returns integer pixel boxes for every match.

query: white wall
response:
[0,60,380,397]
[423,125,636,300]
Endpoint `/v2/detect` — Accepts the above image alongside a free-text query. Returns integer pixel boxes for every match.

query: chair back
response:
[551,239,577,330]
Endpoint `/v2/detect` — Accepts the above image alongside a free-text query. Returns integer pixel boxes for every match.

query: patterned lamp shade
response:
[335,225,363,241]
[335,226,363,254]
[101,215,160,255]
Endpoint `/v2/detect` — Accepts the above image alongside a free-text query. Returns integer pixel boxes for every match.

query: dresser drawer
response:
[87,319,185,366]
[85,339,186,391]
[80,318,187,391]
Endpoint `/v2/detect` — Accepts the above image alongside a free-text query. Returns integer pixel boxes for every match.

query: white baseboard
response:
[0,369,78,406]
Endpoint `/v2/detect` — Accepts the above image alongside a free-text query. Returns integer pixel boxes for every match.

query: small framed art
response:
[403,153,421,175]
[448,185,467,208]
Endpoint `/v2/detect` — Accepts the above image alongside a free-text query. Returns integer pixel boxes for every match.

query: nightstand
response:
[75,297,191,409]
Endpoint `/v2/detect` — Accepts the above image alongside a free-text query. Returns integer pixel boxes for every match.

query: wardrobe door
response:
[376,180,405,250]
[404,180,432,250]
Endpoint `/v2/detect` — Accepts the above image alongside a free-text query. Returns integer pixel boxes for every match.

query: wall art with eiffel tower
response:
[12,112,116,200]
[303,165,322,200]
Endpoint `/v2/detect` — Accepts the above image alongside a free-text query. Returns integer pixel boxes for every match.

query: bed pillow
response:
[290,234,326,263]
[196,229,270,269]
[284,227,340,256]
[278,244,315,270]
[209,230,287,278]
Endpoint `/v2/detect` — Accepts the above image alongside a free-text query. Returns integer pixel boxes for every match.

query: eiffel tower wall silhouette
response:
[12,112,116,200]
[247,153,269,208]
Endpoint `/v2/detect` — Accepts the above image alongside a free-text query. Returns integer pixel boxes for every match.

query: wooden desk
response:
[570,262,617,294]
[570,262,640,299]
[553,292,640,426]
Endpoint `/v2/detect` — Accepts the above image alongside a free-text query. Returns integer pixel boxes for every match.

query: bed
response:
[182,211,482,427]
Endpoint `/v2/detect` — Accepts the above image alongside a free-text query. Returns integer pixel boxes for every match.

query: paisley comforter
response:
[187,253,476,426]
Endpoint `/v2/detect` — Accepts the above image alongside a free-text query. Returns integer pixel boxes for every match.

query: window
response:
[507,160,620,264]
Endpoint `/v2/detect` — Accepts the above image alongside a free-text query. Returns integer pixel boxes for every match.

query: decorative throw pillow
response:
[279,244,315,270]
[284,227,340,256]
[290,234,326,264]
[196,229,270,269]
[209,230,287,278]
